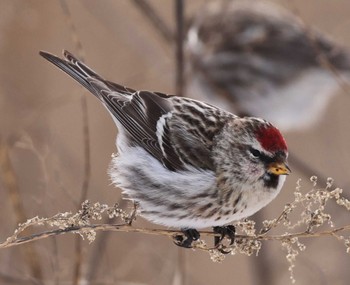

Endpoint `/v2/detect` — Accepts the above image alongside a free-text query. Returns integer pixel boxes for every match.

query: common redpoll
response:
[186,1,350,131]
[40,50,290,248]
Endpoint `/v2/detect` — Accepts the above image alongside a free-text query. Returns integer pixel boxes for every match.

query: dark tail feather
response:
[39,50,101,97]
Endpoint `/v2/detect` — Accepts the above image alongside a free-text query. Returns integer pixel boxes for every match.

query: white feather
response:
[155,111,173,157]
[110,146,216,195]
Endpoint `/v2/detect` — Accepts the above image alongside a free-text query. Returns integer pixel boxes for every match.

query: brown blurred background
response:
[0,0,350,284]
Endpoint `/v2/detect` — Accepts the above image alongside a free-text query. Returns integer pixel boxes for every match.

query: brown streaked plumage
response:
[40,50,290,247]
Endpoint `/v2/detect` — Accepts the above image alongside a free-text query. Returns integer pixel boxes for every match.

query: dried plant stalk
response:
[1,177,350,282]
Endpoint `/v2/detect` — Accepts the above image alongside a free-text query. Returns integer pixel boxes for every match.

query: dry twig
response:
[1,177,350,283]
[0,138,44,282]
[58,1,92,284]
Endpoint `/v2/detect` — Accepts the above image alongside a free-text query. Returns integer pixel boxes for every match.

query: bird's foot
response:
[213,225,236,254]
[173,228,200,248]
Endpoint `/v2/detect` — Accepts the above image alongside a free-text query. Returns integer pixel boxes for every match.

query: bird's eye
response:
[249,148,261,158]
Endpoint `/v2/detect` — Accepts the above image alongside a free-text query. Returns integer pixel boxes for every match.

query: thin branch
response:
[58,0,91,204]
[58,0,86,61]
[1,223,350,251]
[78,99,91,202]
[173,2,186,284]
[175,0,185,97]
[84,199,128,282]
[286,2,350,94]
[132,0,174,44]
[173,248,186,285]
[58,1,91,284]
[0,138,43,282]
[250,210,274,285]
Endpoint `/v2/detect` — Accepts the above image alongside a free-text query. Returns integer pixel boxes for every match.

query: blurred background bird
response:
[186,0,350,132]
[184,3,350,283]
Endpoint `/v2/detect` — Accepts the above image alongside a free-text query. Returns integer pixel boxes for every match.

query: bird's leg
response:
[213,225,236,254]
[173,228,200,248]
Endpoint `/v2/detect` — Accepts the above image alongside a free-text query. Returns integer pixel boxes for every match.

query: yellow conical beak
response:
[268,162,291,176]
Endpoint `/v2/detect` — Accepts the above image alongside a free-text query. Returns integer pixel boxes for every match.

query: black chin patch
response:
[263,173,279,189]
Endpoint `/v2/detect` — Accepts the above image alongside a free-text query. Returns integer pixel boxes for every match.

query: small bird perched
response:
[186,0,350,131]
[40,50,290,248]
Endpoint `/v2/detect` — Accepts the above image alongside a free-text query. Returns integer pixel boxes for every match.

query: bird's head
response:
[213,117,290,191]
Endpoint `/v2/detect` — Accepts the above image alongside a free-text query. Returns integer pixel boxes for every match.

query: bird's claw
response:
[173,228,200,248]
[213,225,236,254]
